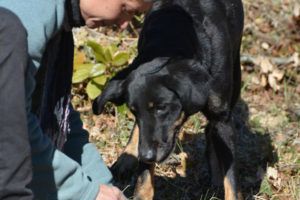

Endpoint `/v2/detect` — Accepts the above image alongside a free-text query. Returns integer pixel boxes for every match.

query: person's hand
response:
[96,184,127,200]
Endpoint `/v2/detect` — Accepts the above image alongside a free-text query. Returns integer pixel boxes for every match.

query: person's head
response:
[80,0,153,29]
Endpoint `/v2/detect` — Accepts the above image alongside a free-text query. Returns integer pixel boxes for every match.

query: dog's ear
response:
[92,57,170,115]
[134,57,170,75]
[163,59,211,115]
[92,79,126,115]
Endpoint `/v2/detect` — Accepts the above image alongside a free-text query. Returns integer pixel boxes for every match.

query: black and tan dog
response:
[93,0,244,199]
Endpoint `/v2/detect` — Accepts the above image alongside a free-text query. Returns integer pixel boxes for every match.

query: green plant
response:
[72,40,131,100]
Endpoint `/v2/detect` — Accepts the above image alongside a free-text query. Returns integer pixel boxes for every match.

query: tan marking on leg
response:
[134,164,155,200]
[224,176,235,200]
[124,124,139,157]
[237,191,244,200]
[173,112,186,142]
[174,112,186,127]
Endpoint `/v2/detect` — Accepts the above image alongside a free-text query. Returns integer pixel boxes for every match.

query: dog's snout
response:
[140,149,156,163]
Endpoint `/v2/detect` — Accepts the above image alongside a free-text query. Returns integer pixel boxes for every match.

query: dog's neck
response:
[111,5,200,81]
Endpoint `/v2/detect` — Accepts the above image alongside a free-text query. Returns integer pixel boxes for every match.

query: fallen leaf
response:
[268,74,280,91]
[260,74,268,87]
[293,3,300,18]
[251,75,260,85]
[176,152,188,177]
[260,58,274,74]
[271,69,285,81]
[267,167,278,180]
[292,52,299,67]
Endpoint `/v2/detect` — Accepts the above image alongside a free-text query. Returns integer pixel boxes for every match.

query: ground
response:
[72,0,300,199]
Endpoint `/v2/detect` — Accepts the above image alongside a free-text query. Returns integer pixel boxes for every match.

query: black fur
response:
[93,0,244,199]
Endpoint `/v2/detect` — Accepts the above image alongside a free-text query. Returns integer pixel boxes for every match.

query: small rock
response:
[262,42,270,50]
[267,167,278,180]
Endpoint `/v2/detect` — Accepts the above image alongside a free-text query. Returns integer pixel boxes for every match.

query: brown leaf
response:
[251,75,260,85]
[260,74,268,87]
[268,74,280,91]
[292,52,299,67]
[260,58,274,74]
[271,69,285,81]
[176,152,188,177]
[74,51,86,70]
[293,3,300,18]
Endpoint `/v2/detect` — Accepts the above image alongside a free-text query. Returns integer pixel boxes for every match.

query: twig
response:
[251,29,278,45]
[241,54,298,67]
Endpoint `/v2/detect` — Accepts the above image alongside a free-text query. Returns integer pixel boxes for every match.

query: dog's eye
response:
[130,106,136,112]
[155,105,167,114]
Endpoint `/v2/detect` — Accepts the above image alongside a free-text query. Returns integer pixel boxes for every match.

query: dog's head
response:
[93,57,210,163]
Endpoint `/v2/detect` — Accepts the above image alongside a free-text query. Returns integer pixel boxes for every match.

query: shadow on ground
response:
[113,99,278,200]
[151,99,277,200]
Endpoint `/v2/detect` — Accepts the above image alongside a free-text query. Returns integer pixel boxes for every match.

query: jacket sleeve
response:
[28,113,100,200]
[0,0,65,69]
[63,105,113,185]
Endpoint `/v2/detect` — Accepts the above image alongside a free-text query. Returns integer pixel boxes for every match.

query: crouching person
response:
[0,0,152,199]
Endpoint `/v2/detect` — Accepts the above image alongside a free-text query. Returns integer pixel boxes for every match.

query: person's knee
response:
[0,7,27,46]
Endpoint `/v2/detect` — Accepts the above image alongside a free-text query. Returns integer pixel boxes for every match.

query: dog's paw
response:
[133,192,154,200]
[111,153,139,182]
[133,191,154,200]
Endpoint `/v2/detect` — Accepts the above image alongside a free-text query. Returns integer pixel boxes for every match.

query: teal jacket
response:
[0,0,113,199]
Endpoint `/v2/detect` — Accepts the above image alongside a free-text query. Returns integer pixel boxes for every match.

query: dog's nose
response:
[140,149,156,163]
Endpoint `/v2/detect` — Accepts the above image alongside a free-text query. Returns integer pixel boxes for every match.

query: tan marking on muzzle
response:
[134,164,155,200]
[124,124,139,157]
[224,176,235,200]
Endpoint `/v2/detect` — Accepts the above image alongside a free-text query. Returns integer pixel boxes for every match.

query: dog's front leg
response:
[111,123,155,200]
[111,123,140,181]
[134,163,155,200]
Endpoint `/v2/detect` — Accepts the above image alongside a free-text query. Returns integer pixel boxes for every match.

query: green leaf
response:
[72,64,94,83]
[117,104,129,116]
[104,48,112,62]
[74,63,94,70]
[259,177,273,196]
[109,44,118,55]
[86,40,107,63]
[92,75,108,86]
[112,52,129,67]
[86,40,104,54]
[90,63,107,78]
[94,52,107,64]
[86,80,102,100]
